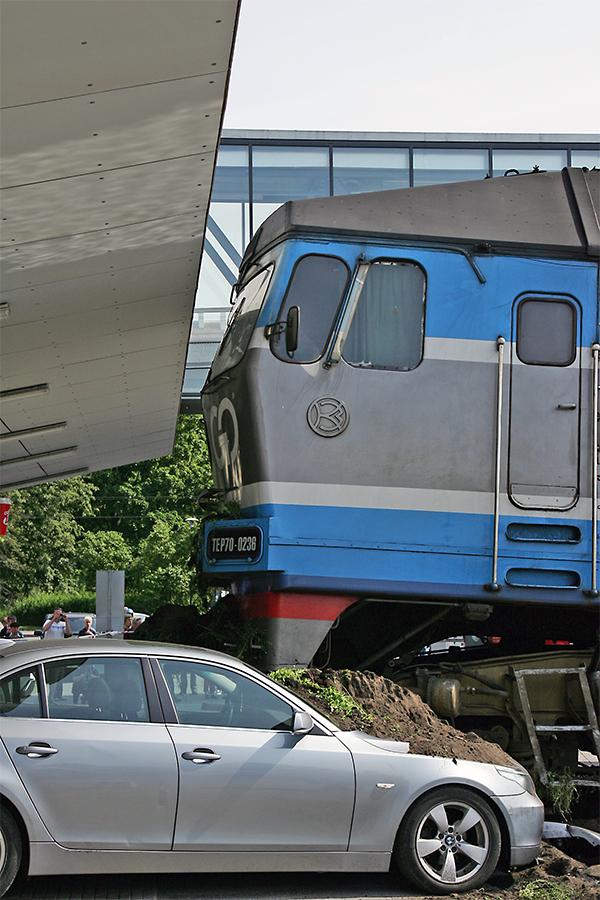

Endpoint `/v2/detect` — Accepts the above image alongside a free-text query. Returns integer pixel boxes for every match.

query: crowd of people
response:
[1,606,145,641]
[0,616,23,639]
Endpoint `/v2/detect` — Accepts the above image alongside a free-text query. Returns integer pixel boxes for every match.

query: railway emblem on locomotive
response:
[307,397,349,437]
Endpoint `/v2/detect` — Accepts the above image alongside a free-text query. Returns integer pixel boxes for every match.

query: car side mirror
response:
[33,630,43,637]
[285,306,299,354]
[292,710,313,734]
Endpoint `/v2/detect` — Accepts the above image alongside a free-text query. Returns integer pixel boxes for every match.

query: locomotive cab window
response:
[516,298,577,366]
[211,265,274,379]
[342,261,425,370]
[271,254,350,363]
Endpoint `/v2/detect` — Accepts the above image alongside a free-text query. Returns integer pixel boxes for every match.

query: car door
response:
[155,658,356,851]
[0,654,178,850]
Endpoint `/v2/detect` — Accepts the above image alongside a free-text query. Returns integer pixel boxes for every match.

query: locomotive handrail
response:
[485,336,506,593]
[590,342,600,594]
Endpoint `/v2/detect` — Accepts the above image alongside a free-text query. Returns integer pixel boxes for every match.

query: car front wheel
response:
[394,786,501,895]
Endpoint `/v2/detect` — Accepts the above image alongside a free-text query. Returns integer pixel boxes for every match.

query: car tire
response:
[394,786,501,895]
[0,807,22,898]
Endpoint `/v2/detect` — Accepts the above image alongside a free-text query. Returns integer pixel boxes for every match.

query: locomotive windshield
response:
[211,265,274,379]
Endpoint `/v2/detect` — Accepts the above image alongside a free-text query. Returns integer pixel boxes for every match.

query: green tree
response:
[85,416,211,543]
[129,514,196,612]
[77,531,134,591]
[0,416,213,613]
[0,477,96,603]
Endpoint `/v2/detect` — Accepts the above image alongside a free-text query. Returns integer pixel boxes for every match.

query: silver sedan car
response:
[0,640,543,897]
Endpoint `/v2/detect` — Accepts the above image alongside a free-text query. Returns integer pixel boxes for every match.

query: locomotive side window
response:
[342,261,425,370]
[271,254,350,363]
[516,298,576,366]
[211,265,274,378]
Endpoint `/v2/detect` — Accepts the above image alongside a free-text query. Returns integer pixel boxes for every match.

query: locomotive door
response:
[508,296,581,510]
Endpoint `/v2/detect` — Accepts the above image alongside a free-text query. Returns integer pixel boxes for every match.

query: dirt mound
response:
[278,668,517,767]
[278,668,600,899]
[478,839,600,900]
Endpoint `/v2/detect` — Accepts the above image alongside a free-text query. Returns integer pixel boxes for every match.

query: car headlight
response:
[495,765,537,796]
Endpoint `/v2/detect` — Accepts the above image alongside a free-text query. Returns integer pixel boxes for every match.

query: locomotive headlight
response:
[495,765,537,796]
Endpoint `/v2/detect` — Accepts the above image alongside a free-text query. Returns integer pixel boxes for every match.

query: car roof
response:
[0,638,243,670]
[0,638,341,733]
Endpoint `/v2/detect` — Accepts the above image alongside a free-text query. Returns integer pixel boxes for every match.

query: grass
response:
[270,668,373,726]
[544,770,580,822]
[519,880,585,900]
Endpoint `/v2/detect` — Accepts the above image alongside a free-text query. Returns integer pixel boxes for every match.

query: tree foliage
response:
[0,478,96,600]
[0,416,214,615]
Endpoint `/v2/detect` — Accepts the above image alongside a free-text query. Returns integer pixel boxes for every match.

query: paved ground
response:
[11,870,418,900]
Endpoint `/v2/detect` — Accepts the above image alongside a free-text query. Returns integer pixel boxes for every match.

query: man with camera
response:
[42,608,72,639]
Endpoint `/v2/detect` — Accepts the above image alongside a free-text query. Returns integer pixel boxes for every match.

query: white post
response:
[96,570,125,634]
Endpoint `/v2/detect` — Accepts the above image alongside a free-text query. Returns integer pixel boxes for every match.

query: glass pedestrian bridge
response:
[181,129,600,412]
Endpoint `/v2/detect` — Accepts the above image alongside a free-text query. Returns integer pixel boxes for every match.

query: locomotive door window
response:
[508,297,580,510]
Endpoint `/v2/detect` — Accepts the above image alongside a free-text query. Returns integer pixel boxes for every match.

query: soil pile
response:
[277,667,518,767]
[278,669,600,898]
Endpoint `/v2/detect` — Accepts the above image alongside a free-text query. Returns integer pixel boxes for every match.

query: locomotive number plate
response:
[208,526,263,563]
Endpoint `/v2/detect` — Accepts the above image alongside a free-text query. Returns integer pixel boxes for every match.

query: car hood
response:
[341,730,410,754]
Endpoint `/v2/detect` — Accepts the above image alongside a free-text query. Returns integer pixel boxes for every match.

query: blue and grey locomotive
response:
[201,168,600,672]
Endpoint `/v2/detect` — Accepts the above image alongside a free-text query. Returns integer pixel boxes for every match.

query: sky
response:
[223,0,600,135]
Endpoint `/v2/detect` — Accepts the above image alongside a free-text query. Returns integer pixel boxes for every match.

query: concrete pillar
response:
[96,570,125,634]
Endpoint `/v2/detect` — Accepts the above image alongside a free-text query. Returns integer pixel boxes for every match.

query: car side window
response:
[44,657,149,722]
[158,660,294,731]
[0,666,42,718]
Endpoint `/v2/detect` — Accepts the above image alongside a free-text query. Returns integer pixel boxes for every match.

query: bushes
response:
[0,591,95,629]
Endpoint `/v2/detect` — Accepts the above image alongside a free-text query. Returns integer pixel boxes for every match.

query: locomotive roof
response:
[243,167,599,272]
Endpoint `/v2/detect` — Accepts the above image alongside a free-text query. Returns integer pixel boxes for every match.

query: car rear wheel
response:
[394,786,501,895]
[0,807,22,898]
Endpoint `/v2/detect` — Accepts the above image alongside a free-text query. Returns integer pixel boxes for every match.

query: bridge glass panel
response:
[413,148,488,185]
[252,146,329,201]
[571,149,600,169]
[333,148,409,195]
[492,149,567,177]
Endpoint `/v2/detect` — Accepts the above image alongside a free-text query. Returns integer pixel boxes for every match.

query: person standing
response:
[78,616,96,637]
[0,616,16,638]
[7,621,24,639]
[42,608,72,639]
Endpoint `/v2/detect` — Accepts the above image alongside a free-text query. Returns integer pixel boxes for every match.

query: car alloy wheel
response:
[395,786,501,894]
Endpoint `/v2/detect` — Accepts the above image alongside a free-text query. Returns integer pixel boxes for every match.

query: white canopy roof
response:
[0,0,240,489]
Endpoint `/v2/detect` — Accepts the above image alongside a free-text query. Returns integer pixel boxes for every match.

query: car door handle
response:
[16,742,59,758]
[557,403,577,410]
[181,749,221,764]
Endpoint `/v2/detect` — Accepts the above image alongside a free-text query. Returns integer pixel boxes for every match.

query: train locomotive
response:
[200,168,600,711]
